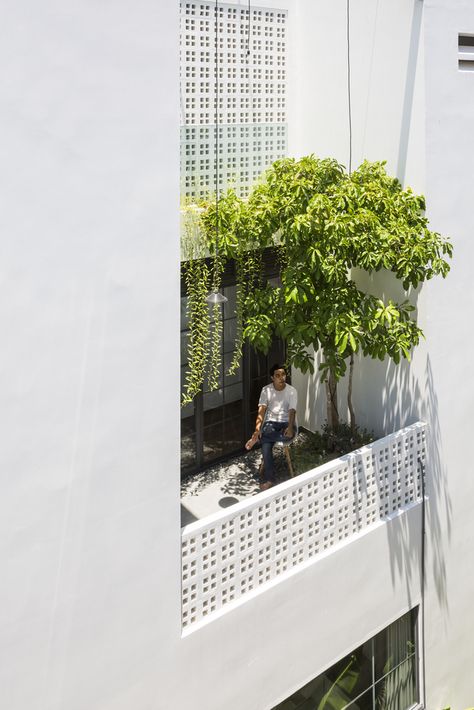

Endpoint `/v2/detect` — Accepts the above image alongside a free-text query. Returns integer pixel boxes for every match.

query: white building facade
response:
[1,1,473,709]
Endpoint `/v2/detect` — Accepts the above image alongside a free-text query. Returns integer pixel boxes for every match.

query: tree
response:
[199,156,452,431]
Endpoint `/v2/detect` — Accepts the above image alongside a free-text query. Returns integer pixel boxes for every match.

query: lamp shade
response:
[205,288,228,304]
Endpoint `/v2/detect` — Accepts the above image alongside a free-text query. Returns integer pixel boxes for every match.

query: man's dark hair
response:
[270,363,287,377]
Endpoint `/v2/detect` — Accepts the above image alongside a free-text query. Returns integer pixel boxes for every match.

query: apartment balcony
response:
[181,422,426,632]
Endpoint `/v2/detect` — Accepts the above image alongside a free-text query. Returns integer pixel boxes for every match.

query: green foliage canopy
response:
[200,156,452,382]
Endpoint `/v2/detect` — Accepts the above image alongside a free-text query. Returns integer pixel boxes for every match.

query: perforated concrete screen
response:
[180,1,288,198]
[181,423,427,631]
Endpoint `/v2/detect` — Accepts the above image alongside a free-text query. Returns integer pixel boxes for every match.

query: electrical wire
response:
[205,0,227,303]
[420,456,427,708]
[247,0,253,127]
[346,0,352,175]
[215,0,219,249]
[247,0,251,56]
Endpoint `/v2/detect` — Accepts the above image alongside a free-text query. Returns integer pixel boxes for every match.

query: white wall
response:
[292,1,474,708]
[0,2,181,708]
[178,508,422,710]
[289,0,425,188]
[289,0,426,435]
[415,2,474,708]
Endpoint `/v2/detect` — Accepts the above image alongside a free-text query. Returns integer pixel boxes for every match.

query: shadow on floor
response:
[180,445,294,526]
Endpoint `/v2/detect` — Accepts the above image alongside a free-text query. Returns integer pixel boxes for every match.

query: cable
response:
[247,0,251,56]
[205,0,227,303]
[346,0,353,174]
[420,456,427,708]
[247,0,252,126]
[215,0,219,247]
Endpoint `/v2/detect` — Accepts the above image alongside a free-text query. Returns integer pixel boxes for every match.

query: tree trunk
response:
[325,368,339,432]
[347,353,356,437]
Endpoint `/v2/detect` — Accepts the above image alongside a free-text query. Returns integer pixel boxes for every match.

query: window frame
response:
[271,608,421,710]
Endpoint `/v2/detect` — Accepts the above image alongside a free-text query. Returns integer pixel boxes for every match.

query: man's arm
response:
[254,404,267,437]
[284,408,296,438]
[245,404,267,450]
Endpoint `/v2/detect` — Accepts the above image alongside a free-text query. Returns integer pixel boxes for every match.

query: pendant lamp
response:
[206,288,228,304]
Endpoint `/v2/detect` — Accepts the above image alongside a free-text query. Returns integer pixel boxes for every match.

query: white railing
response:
[181,422,426,630]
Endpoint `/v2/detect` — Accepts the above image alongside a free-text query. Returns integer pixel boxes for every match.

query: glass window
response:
[272,610,419,710]
[180,330,190,364]
[374,656,417,710]
[223,284,237,317]
[324,641,372,705]
[203,421,225,462]
[203,389,224,416]
[374,610,417,681]
[345,689,374,710]
[181,430,196,469]
[181,403,196,470]
[180,295,190,330]
[223,317,237,354]
[180,254,285,476]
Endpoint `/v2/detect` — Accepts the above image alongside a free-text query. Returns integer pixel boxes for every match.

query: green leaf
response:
[338,333,348,354]
[185,155,452,419]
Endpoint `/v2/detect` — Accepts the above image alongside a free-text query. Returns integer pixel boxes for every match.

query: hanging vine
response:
[180,180,275,405]
[180,198,232,404]
[205,251,225,391]
[226,248,262,376]
[180,201,212,406]
[181,257,211,406]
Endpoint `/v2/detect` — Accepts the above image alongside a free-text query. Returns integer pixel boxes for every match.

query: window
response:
[272,609,419,710]
[458,34,474,71]
[181,253,286,477]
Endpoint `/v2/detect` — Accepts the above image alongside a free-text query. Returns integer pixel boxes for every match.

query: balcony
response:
[181,422,426,632]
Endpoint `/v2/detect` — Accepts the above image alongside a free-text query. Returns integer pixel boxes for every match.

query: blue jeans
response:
[261,420,294,482]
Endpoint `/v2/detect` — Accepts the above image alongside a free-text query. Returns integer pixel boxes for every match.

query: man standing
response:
[245,363,297,490]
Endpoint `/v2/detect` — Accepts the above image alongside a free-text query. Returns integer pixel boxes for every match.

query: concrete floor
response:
[180,445,294,527]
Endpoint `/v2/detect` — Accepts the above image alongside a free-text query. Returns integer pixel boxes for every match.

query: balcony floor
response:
[180,445,296,527]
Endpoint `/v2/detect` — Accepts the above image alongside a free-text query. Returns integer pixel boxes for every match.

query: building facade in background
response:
[179,0,288,199]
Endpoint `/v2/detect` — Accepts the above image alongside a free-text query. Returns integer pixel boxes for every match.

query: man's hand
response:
[245,430,261,451]
[284,426,294,439]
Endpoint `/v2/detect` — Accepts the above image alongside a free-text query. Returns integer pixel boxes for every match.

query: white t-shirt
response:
[258,383,298,423]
